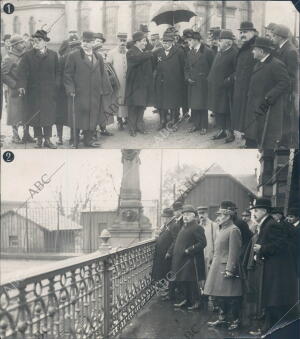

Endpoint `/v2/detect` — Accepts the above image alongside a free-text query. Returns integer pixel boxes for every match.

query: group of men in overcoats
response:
[151,198,299,335]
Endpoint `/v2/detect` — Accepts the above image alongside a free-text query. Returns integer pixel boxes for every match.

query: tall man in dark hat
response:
[64,31,105,148]
[204,201,243,330]
[231,22,258,147]
[208,29,238,143]
[154,30,185,130]
[185,31,214,135]
[172,205,206,310]
[17,29,59,148]
[272,24,299,147]
[125,31,161,136]
[244,37,290,149]
[2,35,35,144]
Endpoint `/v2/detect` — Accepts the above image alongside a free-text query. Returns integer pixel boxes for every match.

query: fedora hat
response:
[216,201,237,215]
[238,21,257,32]
[161,208,174,218]
[32,30,50,42]
[182,205,197,215]
[219,29,234,40]
[272,24,290,39]
[253,37,274,51]
[249,198,271,210]
[132,31,145,42]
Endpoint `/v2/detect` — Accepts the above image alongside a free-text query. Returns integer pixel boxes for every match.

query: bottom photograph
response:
[1,149,299,339]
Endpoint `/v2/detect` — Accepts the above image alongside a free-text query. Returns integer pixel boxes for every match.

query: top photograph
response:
[0,0,299,149]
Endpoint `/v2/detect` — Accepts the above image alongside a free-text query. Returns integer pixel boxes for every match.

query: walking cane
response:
[71,94,77,149]
[259,106,271,149]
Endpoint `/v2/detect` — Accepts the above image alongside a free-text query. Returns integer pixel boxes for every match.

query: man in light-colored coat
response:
[204,201,242,331]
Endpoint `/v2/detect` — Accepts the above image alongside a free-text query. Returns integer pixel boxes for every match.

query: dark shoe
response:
[188,127,199,133]
[207,319,228,327]
[174,300,187,308]
[34,138,43,148]
[212,129,226,140]
[100,130,114,136]
[228,319,240,331]
[187,303,200,310]
[43,139,57,149]
[130,131,136,137]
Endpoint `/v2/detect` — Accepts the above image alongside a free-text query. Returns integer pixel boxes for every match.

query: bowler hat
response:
[9,35,24,47]
[197,206,208,212]
[82,31,94,42]
[94,32,106,42]
[273,24,290,39]
[238,21,257,32]
[265,22,277,31]
[183,29,193,39]
[32,30,50,42]
[192,31,201,41]
[271,206,284,215]
[132,31,145,42]
[162,31,174,42]
[117,32,128,40]
[253,37,274,51]
[249,198,271,210]
[182,205,197,215]
[287,207,300,218]
[216,201,237,215]
[219,29,234,40]
[173,201,183,211]
[161,208,174,218]
[139,24,149,33]
[69,34,81,47]
[3,34,11,41]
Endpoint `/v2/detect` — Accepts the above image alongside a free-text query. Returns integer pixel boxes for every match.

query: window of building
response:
[9,235,19,247]
[29,16,36,35]
[13,16,21,34]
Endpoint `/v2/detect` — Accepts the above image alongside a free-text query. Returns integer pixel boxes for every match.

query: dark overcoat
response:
[154,46,185,110]
[17,48,60,127]
[256,216,298,307]
[2,51,26,125]
[207,46,237,114]
[184,44,214,110]
[204,222,243,297]
[171,220,206,282]
[244,55,290,148]
[56,52,69,125]
[231,36,257,132]
[64,48,104,130]
[125,46,155,107]
[151,217,181,281]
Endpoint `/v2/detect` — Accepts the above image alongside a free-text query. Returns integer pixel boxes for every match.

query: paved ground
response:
[1,107,245,149]
[120,296,255,339]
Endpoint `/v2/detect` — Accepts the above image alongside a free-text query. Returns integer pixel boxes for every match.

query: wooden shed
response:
[175,165,258,220]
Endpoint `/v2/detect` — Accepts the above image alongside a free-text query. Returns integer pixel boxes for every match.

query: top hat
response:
[117,32,128,40]
[219,29,234,40]
[216,201,237,215]
[82,31,95,42]
[161,208,174,218]
[183,29,193,39]
[238,21,257,32]
[249,198,272,210]
[32,30,50,42]
[94,32,106,42]
[271,206,284,215]
[253,37,274,51]
[197,206,208,212]
[192,31,201,41]
[9,35,24,47]
[162,31,175,42]
[173,201,183,211]
[272,24,290,39]
[182,204,197,215]
[287,207,300,218]
[139,24,149,33]
[132,31,145,42]
[265,22,277,31]
[69,34,81,47]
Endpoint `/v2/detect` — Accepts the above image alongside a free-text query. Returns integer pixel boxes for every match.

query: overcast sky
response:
[2,149,259,208]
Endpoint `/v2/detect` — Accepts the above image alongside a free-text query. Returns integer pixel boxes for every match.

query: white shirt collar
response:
[279,40,288,49]
[260,53,270,63]
[194,43,201,53]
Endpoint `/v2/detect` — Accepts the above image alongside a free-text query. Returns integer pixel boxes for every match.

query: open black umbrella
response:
[151,2,197,26]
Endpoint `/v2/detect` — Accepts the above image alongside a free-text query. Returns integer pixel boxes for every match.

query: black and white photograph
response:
[0,0,299,149]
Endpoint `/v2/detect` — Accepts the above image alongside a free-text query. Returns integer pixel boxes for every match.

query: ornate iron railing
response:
[0,239,156,338]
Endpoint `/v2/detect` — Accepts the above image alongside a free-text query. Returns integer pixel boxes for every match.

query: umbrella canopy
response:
[151,2,197,26]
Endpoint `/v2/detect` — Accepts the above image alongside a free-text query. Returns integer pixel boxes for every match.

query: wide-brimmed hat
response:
[94,32,106,42]
[161,208,174,218]
[253,37,274,52]
[265,22,277,31]
[132,31,145,42]
[216,201,237,215]
[182,204,197,215]
[238,21,257,32]
[192,31,201,41]
[139,24,149,33]
[173,201,183,211]
[272,24,290,39]
[32,30,50,42]
[271,206,284,215]
[10,35,25,47]
[219,29,234,40]
[287,207,300,218]
[183,29,193,39]
[249,198,272,210]
[117,32,128,40]
[82,31,94,42]
[162,31,174,42]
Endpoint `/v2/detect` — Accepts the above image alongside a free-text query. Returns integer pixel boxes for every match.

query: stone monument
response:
[109,150,152,248]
